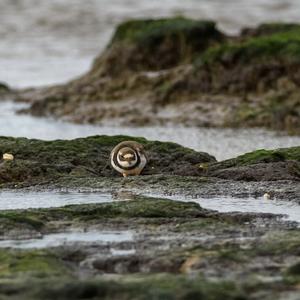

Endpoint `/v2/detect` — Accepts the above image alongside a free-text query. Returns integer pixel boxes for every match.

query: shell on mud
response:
[2,153,14,161]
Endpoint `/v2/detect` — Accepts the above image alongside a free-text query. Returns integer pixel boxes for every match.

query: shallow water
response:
[1,101,300,161]
[1,0,300,87]
[173,195,300,224]
[0,190,113,210]
[1,190,299,224]
[0,230,134,249]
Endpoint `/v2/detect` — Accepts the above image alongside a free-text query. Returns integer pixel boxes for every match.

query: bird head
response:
[117,147,138,168]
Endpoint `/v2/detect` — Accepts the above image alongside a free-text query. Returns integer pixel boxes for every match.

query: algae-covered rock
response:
[0,135,215,185]
[17,18,225,125]
[0,81,9,92]
[16,20,300,133]
[0,249,68,278]
[207,147,300,181]
[0,134,299,186]
[241,23,300,37]
[0,82,9,94]
[0,197,209,233]
[95,17,224,74]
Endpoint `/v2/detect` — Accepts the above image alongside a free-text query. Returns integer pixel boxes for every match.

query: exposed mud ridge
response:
[16,19,300,134]
[0,135,215,187]
[0,195,299,300]
[0,136,299,192]
[0,136,299,299]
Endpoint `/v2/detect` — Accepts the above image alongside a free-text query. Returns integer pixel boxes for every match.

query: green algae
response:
[0,275,248,300]
[111,17,221,46]
[0,212,44,230]
[0,135,215,186]
[0,82,9,92]
[231,147,300,166]
[0,249,68,278]
[101,17,225,71]
[242,23,300,37]
[287,261,300,276]
[197,29,300,66]
[0,197,205,226]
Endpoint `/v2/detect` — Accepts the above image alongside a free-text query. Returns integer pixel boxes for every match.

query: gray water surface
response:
[1,0,300,87]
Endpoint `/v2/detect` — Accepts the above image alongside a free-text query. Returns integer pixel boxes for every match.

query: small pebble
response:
[263,193,271,200]
[2,153,14,161]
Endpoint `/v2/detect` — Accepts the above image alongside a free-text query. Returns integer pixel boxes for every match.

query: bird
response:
[110,141,147,177]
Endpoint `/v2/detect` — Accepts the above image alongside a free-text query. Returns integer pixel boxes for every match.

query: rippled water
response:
[1,0,300,87]
[1,101,300,160]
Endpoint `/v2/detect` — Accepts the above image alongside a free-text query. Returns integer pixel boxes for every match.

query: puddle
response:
[172,195,300,224]
[1,101,300,161]
[0,230,134,249]
[110,248,136,256]
[0,190,114,210]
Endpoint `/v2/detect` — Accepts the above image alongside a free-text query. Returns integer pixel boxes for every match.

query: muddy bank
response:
[0,195,299,299]
[0,136,299,299]
[17,19,300,134]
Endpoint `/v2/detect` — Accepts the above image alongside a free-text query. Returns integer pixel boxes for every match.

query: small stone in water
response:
[263,193,271,200]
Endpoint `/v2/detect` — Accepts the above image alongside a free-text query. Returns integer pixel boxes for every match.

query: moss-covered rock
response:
[16,20,300,133]
[0,249,68,278]
[223,147,300,166]
[0,197,205,224]
[199,29,300,66]
[287,261,300,276]
[207,147,300,181]
[0,82,9,92]
[0,275,249,300]
[37,276,246,300]
[241,23,300,37]
[0,135,215,186]
[96,17,224,74]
